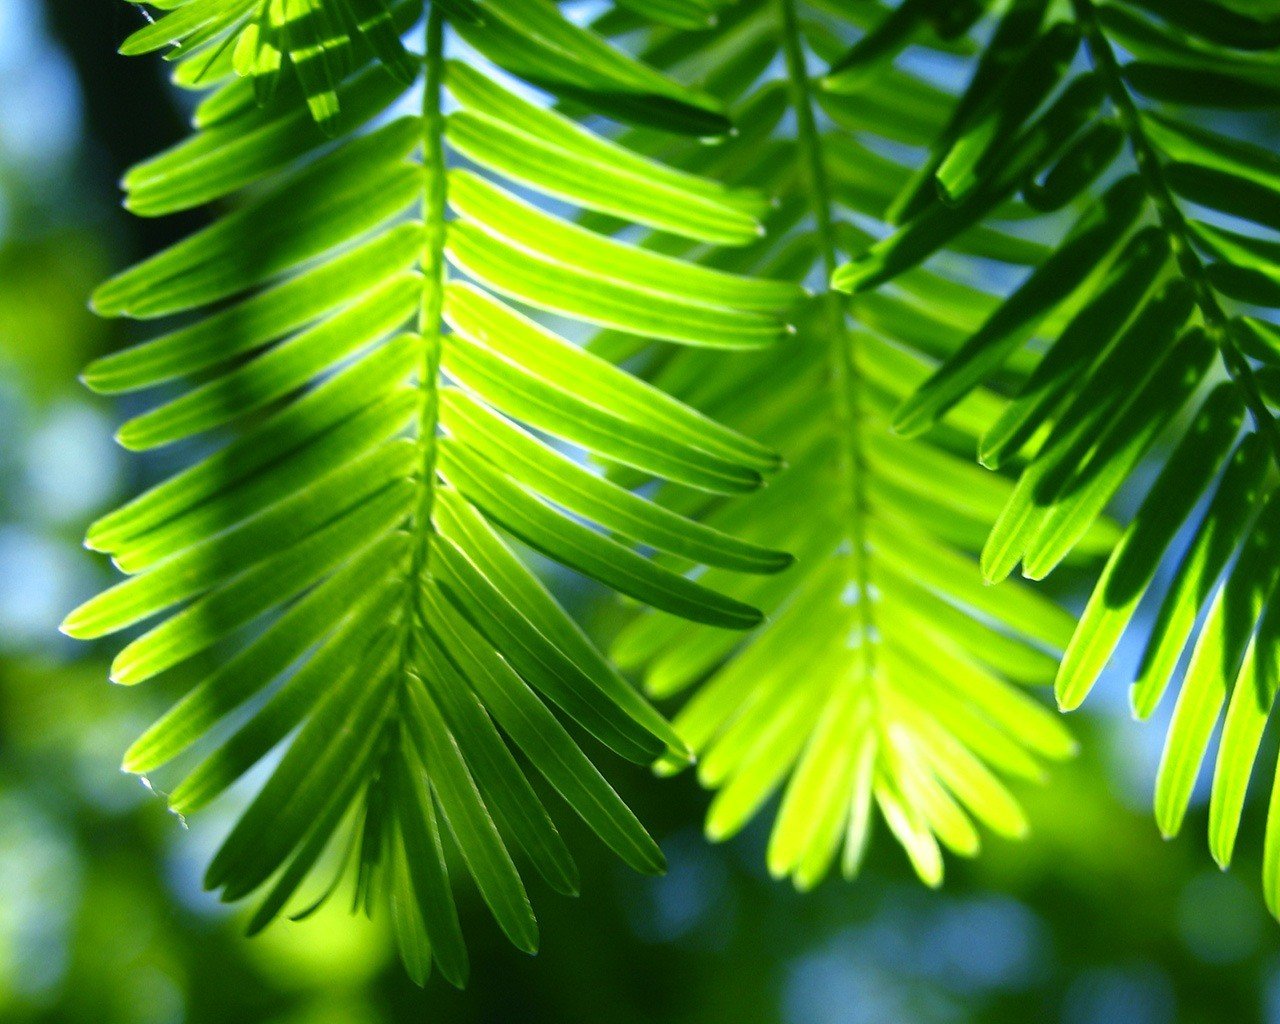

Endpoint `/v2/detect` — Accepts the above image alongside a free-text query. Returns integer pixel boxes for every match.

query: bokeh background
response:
[3,2,1280,1022]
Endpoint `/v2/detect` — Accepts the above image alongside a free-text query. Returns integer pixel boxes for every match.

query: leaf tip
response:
[703,813,734,844]
[77,366,105,393]
[114,423,146,451]
[1128,685,1157,722]
[120,749,147,776]
[1054,687,1085,714]
[770,551,797,573]
[639,845,667,877]
[1154,805,1182,841]
[978,547,1015,585]
[88,284,122,318]
[830,263,859,294]
[107,654,139,687]
[889,402,930,439]
[58,608,91,639]
[515,923,540,957]
[1019,558,1054,583]
[976,447,1003,471]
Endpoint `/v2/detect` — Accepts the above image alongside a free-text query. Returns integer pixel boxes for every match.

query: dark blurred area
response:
[1,2,1278,1021]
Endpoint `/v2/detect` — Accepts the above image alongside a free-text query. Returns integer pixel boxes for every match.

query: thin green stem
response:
[411,6,448,587]
[778,0,877,658]
[1072,0,1280,468]
[395,6,448,702]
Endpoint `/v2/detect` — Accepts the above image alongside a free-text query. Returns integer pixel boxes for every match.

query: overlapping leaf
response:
[592,0,1091,889]
[836,0,1280,912]
[71,0,798,984]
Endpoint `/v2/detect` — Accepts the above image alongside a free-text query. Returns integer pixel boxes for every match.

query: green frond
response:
[73,0,799,986]
[595,0,1084,891]
[833,0,1280,914]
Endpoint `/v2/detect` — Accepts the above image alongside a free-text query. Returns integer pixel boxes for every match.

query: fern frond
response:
[597,0,1084,890]
[71,0,799,984]
[835,0,1280,912]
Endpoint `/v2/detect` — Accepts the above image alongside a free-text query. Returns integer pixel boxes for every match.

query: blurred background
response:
[2,2,1280,1022]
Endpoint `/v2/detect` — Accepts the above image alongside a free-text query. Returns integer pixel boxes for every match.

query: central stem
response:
[411,6,448,590]
[1072,0,1280,468]
[778,0,876,657]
